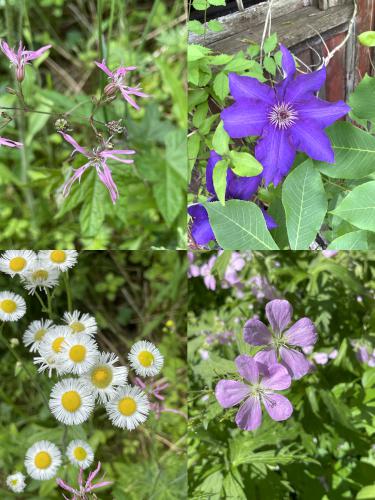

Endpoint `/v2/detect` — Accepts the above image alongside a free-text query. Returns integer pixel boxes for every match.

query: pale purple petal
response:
[0,40,17,64]
[290,120,334,163]
[95,60,114,78]
[235,354,259,384]
[262,393,293,421]
[0,136,23,148]
[101,153,134,164]
[254,348,277,366]
[96,161,119,204]
[255,125,296,186]
[243,318,272,346]
[60,132,89,156]
[261,363,291,390]
[23,44,52,62]
[313,352,329,365]
[86,481,113,492]
[126,87,149,98]
[103,149,136,155]
[228,73,275,104]
[215,379,250,408]
[280,346,312,379]
[235,395,262,430]
[283,318,317,347]
[63,161,92,197]
[85,462,101,489]
[119,87,140,110]
[56,478,79,494]
[221,99,269,138]
[265,299,293,335]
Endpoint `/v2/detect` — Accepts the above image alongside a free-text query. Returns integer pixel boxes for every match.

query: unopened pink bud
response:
[104,83,117,96]
[16,65,25,82]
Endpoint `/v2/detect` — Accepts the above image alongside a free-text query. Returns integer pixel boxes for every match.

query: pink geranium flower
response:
[60,132,135,204]
[215,354,293,431]
[244,299,318,379]
[0,40,52,81]
[0,136,23,148]
[95,59,148,110]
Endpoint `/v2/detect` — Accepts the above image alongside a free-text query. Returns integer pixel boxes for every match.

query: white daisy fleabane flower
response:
[38,250,78,272]
[49,378,95,425]
[21,259,60,295]
[24,440,62,481]
[0,291,26,322]
[0,250,36,277]
[6,472,26,493]
[66,440,94,469]
[35,326,72,377]
[81,352,128,403]
[128,340,164,377]
[23,318,54,352]
[58,334,99,375]
[63,310,98,337]
[105,385,150,430]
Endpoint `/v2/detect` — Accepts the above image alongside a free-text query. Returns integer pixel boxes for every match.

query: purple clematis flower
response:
[215,354,293,431]
[188,151,276,246]
[0,40,52,81]
[0,136,23,148]
[221,45,350,186]
[95,59,148,110]
[60,132,135,204]
[244,299,317,379]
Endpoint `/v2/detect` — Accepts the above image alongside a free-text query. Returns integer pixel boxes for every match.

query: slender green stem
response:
[137,0,162,56]
[63,271,73,312]
[97,0,108,122]
[46,290,54,319]
[0,323,49,410]
[35,290,48,313]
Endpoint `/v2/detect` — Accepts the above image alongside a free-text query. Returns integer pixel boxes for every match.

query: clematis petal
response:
[265,299,293,335]
[290,120,334,163]
[255,125,296,186]
[254,348,278,366]
[261,208,278,230]
[279,44,296,78]
[228,73,275,104]
[295,97,350,128]
[226,171,261,200]
[262,393,293,421]
[215,379,250,408]
[283,318,318,347]
[280,346,312,379]
[206,150,223,195]
[236,354,259,383]
[235,395,262,430]
[188,203,216,246]
[261,363,291,390]
[221,99,269,138]
[243,318,272,346]
[285,66,326,103]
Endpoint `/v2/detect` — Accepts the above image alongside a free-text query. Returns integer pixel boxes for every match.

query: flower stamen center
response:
[268,102,298,130]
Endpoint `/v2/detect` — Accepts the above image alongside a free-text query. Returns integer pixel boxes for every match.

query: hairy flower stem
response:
[0,322,50,410]
[63,271,73,312]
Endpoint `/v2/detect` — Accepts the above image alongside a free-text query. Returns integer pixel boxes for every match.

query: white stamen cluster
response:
[268,102,298,130]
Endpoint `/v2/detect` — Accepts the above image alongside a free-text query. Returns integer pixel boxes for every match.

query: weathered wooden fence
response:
[190,0,375,101]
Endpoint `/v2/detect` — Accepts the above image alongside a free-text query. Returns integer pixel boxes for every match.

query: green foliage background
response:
[0,0,186,249]
[0,250,187,499]
[188,251,375,499]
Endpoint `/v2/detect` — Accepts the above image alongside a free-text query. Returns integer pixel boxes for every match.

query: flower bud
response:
[104,83,117,97]
[16,65,25,82]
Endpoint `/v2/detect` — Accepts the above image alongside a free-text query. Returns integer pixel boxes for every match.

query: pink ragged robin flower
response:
[95,59,149,110]
[57,462,112,500]
[0,40,52,81]
[0,136,23,148]
[60,132,135,204]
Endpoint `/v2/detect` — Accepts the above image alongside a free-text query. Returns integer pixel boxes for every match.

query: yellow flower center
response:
[34,328,47,341]
[11,479,18,485]
[34,451,52,469]
[138,350,154,367]
[9,256,26,272]
[52,337,64,353]
[69,345,87,363]
[0,299,17,313]
[118,397,137,416]
[61,391,81,412]
[32,269,48,281]
[50,250,66,263]
[70,321,85,333]
[91,366,113,388]
[73,446,87,461]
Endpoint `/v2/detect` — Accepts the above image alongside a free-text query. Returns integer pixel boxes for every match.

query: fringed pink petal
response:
[94,59,114,78]
[60,132,90,156]
[23,44,52,62]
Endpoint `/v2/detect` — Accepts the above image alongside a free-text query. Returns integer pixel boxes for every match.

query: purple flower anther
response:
[243,299,318,379]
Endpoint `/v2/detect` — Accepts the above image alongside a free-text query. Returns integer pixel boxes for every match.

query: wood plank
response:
[325,32,347,101]
[191,5,354,55]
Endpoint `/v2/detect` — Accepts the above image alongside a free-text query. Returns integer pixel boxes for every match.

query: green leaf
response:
[349,74,375,120]
[247,44,260,58]
[223,473,246,500]
[164,130,187,183]
[213,71,229,100]
[228,151,263,177]
[153,164,184,225]
[356,485,375,499]
[212,121,229,155]
[188,133,200,174]
[192,0,208,10]
[207,19,223,32]
[358,31,375,47]
[263,33,278,53]
[212,250,232,279]
[79,170,107,237]
[188,44,211,62]
[204,200,279,249]
[213,159,228,206]
[362,370,375,389]
[317,122,375,179]
[263,56,276,75]
[209,0,226,5]
[282,159,327,249]
[328,230,369,249]
[187,20,205,35]
[331,181,375,231]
